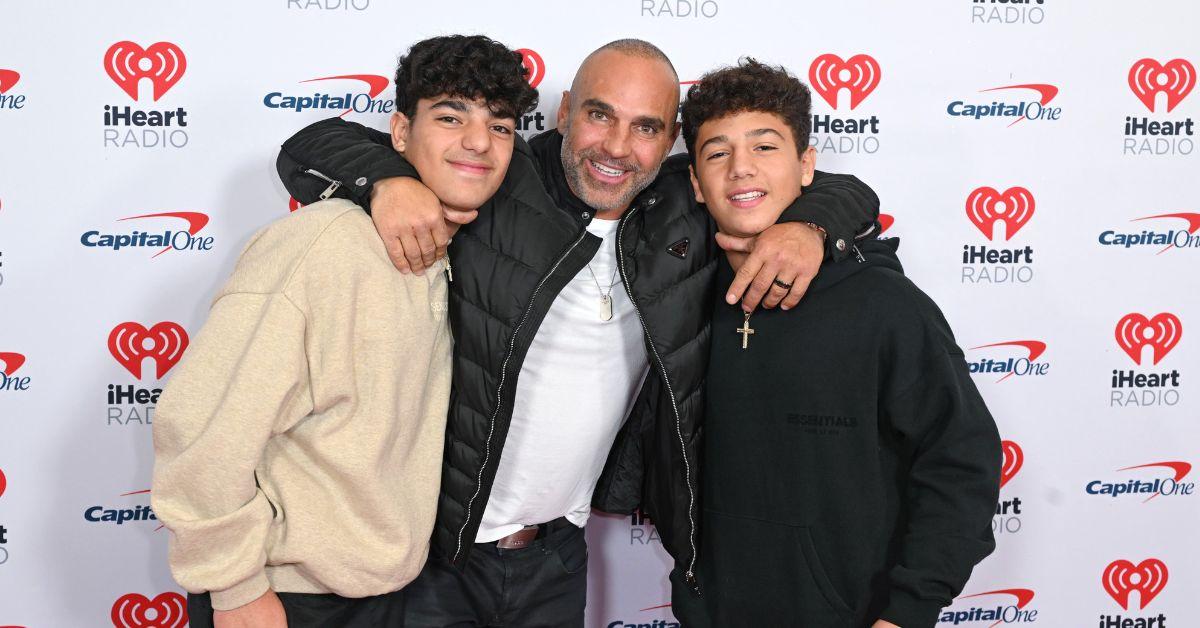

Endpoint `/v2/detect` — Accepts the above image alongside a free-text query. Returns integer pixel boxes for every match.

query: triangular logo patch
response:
[667,238,690,259]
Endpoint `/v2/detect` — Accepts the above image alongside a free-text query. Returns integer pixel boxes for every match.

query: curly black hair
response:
[395,35,539,121]
[681,58,812,164]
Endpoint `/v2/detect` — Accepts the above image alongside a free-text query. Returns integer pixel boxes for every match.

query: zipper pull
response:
[318,180,340,200]
[852,244,866,263]
[301,168,343,201]
[445,256,454,282]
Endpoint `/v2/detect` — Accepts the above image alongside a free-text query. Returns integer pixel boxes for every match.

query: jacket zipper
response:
[300,167,342,200]
[452,228,590,562]
[616,201,700,595]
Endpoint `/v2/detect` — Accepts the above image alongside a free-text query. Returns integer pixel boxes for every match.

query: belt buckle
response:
[496,526,539,550]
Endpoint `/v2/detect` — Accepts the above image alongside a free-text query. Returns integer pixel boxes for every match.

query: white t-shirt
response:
[476,217,651,542]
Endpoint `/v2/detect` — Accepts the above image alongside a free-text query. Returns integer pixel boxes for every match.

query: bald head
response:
[573,39,678,90]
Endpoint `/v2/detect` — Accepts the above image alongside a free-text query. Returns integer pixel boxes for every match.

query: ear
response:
[556,90,571,130]
[390,111,411,153]
[689,164,705,204]
[799,146,817,187]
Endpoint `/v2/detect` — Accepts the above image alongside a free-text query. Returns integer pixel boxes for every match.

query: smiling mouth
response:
[587,159,632,182]
[727,190,767,208]
[450,161,492,176]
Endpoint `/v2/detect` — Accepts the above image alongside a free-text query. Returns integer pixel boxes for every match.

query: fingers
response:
[779,274,813,310]
[725,252,763,307]
[761,273,796,310]
[414,226,439,270]
[443,207,479,225]
[739,256,783,313]
[714,231,754,253]
[398,228,425,275]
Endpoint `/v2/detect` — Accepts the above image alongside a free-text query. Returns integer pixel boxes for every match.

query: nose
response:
[601,124,633,160]
[462,118,492,154]
[728,147,755,180]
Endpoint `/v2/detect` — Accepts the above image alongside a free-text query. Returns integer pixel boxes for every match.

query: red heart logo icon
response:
[965,186,1035,241]
[103,41,187,102]
[1115,313,1182,365]
[1128,58,1196,113]
[107,322,189,379]
[517,48,545,89]
[110,592,188,628]
[809,53,881,110]
[1000,440,1023,489]
[1103,559,1168,610]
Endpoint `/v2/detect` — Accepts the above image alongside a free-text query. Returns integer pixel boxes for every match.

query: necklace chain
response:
[586,263,620,298]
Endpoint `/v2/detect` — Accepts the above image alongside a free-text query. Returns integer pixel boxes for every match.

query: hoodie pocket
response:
[702,510,853,625]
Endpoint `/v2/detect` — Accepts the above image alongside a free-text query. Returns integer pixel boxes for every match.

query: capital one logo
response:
[104,42,187,102]
[111,592,187,628]
[1115,313,1181,365]
[809,54,880,110]
[939,588,1036,626]
[80,211,213,258]
[966,187,1035,241]
[517,48,545,89]
[1000,440,1023,489]
[1104,559,1168,610]
[0,69,18,94]
[968,340,1048,382]
[108,322,189,379]
[1128,58,1195,113]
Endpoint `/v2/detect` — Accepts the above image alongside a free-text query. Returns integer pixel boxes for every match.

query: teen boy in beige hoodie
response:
[151,35,538,628]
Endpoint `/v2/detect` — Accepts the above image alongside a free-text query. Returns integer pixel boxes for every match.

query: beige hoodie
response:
[151,199,451,610]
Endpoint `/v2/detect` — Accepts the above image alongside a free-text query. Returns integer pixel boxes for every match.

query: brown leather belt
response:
[493,517,575,550]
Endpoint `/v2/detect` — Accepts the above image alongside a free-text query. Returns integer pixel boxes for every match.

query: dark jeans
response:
[404,521,588,627]
[187,588,406,628]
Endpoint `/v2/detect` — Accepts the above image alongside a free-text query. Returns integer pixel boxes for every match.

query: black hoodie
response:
[672,238,1001,628]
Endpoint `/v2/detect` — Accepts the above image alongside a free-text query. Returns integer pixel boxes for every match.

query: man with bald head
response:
[278,38,878,626]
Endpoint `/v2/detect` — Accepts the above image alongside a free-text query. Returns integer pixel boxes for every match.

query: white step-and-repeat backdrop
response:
[1,1,1197,626]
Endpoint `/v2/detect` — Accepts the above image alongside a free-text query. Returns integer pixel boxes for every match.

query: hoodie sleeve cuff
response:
[880,589,946,628]
[209,570,271,611]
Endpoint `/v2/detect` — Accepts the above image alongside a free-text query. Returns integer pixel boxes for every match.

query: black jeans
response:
[404,521,588,627]
[187,588,406,628]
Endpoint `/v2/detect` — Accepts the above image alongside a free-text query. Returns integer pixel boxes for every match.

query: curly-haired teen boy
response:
[151,35,537,628]
[672,59,1002,628]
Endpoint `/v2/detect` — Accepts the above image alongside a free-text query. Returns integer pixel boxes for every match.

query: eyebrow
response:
[429,99,469,113]
[698,127,786,152]
[582,98,667,132]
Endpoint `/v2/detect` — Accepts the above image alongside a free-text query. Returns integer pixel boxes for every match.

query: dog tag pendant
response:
[599,295,613,321]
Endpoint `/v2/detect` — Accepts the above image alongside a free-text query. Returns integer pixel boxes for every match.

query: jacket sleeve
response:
[777,170,880,261]
[277,117,418,209]
[151,291,313,611]
[878,343,1002,627]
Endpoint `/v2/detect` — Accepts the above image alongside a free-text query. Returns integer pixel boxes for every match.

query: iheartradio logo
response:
[878,213,895,234]
[108,322,189,379]
[1103,559,1168,610]
[0,467,6,499]
[517,48,545,89]
[1128,58,1195,113]
[1115,313,1182,365]
[0,69,19,94]
[104,41,187,102]
[1000,440,1024,489]
[110,592,187,628]
[809,54,880,110]
[966,187,1035,241]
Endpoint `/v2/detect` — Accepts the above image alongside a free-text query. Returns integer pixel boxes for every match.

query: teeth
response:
[591,161,625,176]
[731,191,765,201]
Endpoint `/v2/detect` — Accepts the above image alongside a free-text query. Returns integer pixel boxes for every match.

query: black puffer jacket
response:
[276,120,880,589]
